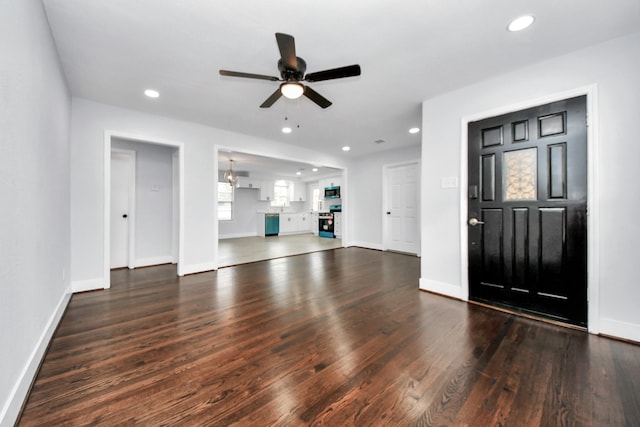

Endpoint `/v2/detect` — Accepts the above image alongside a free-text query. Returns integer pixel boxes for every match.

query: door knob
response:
[386,211,391,215]
[468,218,484,226]
[122,214,128,218]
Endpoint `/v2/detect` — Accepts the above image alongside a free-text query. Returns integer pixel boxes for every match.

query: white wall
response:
[218,187,260,238]
[421,31,640,342]
[112,139,176,266]
[0,0,71,424]
[70,99,348,284]
[348,145,421,249]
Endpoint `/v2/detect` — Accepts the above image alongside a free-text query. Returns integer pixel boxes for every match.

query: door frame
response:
[103,130,185,289]
[459,85,600,333]
[382,160,421,256]
[110,148,136,270]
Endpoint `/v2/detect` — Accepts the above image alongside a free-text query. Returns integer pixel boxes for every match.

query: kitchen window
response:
[271,180,292,208]
[218,182,233,221]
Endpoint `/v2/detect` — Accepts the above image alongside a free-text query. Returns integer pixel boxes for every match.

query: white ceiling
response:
[218,150,341,180]
[43,0,640,171]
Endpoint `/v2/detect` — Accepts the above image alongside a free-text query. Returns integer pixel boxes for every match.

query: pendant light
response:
[224,160,238,187]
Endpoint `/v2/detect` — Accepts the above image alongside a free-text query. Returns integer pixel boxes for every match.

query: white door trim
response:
[104,131,185,289]
[382,159,421,256]
[459,84,600,333]
[171,150,180,264]
[110,148,136,269]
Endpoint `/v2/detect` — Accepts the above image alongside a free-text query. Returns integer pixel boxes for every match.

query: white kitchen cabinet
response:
[237,179,261,189]
[327,176,342,188]
[278,213,314,234]
[333,212,342,237]
[299,212,311,232]
[259,180,274,201]
[279,213,298,234]
[320,176,342,191]
[293,181,307,202]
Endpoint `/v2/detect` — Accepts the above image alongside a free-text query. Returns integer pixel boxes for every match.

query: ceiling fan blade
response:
[219,70,279,81]
[304,64,361,82]
[260,89,282,108]
[275,33,297,70]
[303,86,332,109]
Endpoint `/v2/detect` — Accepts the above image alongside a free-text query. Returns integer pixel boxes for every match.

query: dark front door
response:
[468,96,587,326]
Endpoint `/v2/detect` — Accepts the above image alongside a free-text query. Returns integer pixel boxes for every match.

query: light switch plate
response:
[441,177,459,189]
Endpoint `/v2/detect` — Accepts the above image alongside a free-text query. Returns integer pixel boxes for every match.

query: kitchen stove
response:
[318,212,334,238]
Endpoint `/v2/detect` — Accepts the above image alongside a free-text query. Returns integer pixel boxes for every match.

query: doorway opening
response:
[215,147,346,268]
[103,131,185,289]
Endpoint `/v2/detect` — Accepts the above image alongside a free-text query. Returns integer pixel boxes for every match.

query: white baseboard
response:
[181,261,217,276]
[134,255,173,268]
[419,278,462,300]
[71,277,104,293]
[348,241,384,251]
[599,317,640,343]
[0,287,71,426]
[219,232,258,239]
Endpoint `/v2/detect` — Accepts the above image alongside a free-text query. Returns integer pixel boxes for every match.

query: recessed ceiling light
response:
[144,89,159,98]
[296,171,302,176]
[508,15,534,32]
[282,127,292,134]
[342,146,350,152]
[409,127,420,134]
[312,167,318,172]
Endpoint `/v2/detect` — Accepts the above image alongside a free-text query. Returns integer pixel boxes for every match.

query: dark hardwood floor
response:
[19,248,640,426]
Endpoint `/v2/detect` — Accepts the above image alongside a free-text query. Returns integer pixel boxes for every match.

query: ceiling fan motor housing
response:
[278,57,306,81]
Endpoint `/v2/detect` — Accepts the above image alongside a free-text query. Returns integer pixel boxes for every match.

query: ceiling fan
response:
[219,33,361,109]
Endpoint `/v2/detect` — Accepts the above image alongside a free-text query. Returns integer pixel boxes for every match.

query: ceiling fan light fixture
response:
[280,82,304,99]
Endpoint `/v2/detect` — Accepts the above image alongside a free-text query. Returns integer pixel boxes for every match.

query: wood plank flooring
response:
[19,248,640,426]
[218,234,342,267]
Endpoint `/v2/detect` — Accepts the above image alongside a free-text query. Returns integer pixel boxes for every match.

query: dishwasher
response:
[265,213,280,236]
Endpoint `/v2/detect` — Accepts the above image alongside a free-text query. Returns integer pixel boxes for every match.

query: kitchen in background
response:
[217,151,344,243]
[254,175,342,239]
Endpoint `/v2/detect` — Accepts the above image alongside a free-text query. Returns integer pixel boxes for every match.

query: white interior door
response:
[385,162,420,254]
[110,150,134,269]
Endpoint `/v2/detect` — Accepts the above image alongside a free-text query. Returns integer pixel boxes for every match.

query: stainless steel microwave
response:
[324,186,340,198]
